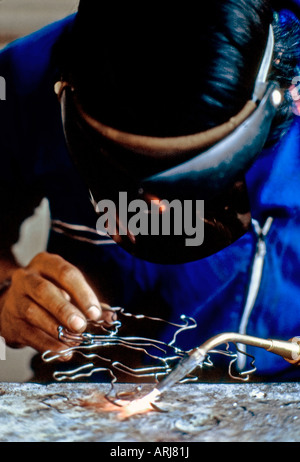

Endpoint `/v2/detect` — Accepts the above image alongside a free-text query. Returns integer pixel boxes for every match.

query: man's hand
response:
[0,252,109,354]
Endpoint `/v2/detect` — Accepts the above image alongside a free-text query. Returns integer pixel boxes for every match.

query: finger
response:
[22,299,61,339]
[22,272,87,333]
[22,299,83,354]
[60,289,71,302]
[30,253,102,321]
[18,322,71,355]
[101,303,119,325]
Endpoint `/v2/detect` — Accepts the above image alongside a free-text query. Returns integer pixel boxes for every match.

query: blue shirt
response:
[0,5,300,381]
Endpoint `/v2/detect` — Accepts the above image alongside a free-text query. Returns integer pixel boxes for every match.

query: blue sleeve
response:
[0,46,44,249]
[0,15,76,250]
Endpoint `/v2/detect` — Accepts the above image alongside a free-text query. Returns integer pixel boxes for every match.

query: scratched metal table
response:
[0,382,299,442]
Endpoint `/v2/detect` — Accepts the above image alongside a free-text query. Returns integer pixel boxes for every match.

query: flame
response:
[77,388,161,420]
[117,389,161,420]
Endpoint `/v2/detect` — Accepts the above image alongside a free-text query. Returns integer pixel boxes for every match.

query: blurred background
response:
[0,0,78,47]
[0,0,79,381]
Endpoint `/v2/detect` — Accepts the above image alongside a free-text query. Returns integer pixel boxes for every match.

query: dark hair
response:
[55,1,299,141]
[269,8,300,142]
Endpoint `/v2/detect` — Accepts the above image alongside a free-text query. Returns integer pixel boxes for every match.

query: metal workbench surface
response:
[0,381,299,442]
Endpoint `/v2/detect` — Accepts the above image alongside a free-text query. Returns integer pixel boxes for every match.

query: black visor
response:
[59,81,278,264]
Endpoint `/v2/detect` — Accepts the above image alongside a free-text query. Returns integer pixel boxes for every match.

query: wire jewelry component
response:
[42,304,300,409]
[42,307,261,402]
[42,308,199,386]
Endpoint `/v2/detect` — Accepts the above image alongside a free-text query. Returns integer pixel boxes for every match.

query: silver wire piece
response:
[42,306,258,404]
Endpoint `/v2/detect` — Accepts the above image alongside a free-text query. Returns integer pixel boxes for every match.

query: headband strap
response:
[74,98,256,157]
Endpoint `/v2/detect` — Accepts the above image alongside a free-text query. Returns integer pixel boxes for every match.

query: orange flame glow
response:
[77,388,161,420]
[117,389,161,420]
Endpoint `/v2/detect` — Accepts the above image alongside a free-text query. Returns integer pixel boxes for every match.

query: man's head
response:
[63,1,272,134]
[55,1,299,263]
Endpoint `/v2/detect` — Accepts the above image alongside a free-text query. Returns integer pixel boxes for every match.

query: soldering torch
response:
[152,332,300,395]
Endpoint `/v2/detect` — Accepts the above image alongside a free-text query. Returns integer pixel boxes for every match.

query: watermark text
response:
[0,76,6,100]
[0,336,6,361]
[96,192,205,247]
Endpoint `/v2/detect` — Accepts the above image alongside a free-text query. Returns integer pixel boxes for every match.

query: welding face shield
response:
[57,26,280,264]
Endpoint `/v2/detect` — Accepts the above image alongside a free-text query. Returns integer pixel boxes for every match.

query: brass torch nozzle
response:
[199,333,300,365]
[268,337,300,365]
